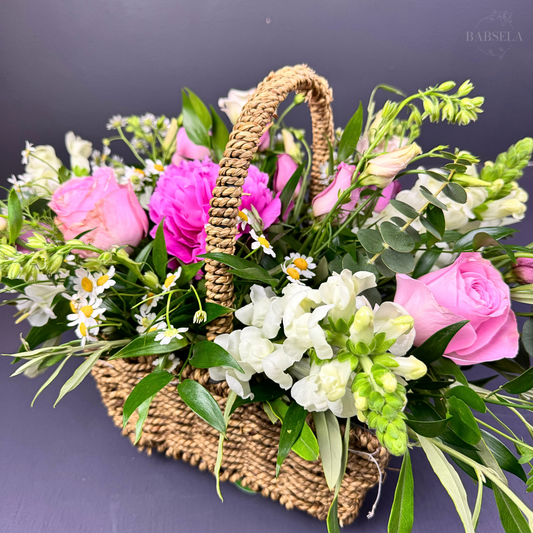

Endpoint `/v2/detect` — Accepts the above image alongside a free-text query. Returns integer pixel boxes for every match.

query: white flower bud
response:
[193,310,208,324]
[350,306,374,345]
[391,355,427,381]
[381,372,398,393]
[319,363,349,402]
[353,390,369,411]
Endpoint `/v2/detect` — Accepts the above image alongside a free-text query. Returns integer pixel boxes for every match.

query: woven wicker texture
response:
[92,357,390,525]
[91,65,390,524]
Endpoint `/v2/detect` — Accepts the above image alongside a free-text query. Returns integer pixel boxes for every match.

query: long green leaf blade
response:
[494,485,530,533]
[338,102,363,162]
[388,449,414,533]
[8,189,23,244]
[153,219,168,280]
[313,411,343,491]
[276,402,306,476]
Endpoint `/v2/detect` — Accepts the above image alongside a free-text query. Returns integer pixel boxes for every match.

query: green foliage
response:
[109,331,188,360]
[8,189,22,245]
[338,102,363,162]
[313,411,343,491]
[199,252,277,285]
[411,321,469,364]
[210,105,229,162]
[279,163,304,218]
[276,402,307,476]
[388,449,414,533]
[153,219,168,280]
[182,88,211,148]
[189,340,243,372]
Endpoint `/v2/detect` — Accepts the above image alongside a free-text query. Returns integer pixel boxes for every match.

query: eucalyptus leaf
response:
[419,186,448,210]
[390,199,419,220]
[388,449,414,533]
[443,183,467,204]
[338,102,363,162]
[380,221,415,252]
[313,411,343,491]
[382,248,414,274]
[357,228,384,254]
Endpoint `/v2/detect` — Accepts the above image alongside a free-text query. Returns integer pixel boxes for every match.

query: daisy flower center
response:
[164,327,177,337]
[293,258,308,270]
[69,300,78,313]
[238,211,248,222]
[80,305,94,318]
[287,267,300,280]
[154,164,164,172]
[141,317,152,328]
[164,275,176,289]
[258,236,270,248]
[81,277,93,292]
[146,292,155,305]
[79,323,88,337]
[135,168,145,176]
[97,275,109,287]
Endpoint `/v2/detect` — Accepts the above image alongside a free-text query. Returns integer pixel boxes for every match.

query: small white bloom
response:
[106,115,127,130]
[162,268,182,292]
[282,263,304,285]
[131,137,149,153]
[134,311,157,334]
[16,279,65,327]
[218,88,256,125]
[250,229,276,257]
[193,310,207,324]
[285,253,316,279]
[140,113,157,133]
[235,285,283,339]
[93,266,116,294]
[120,166,147,190]
[65,131,92,172]
[73,268,99,298]
[237,208,256,231]
[140,289,163,313]
[21,141,35,165]
[67,297,106,347]
[155,325,188,345]
[152,353,180,373]
[144,159,165,176]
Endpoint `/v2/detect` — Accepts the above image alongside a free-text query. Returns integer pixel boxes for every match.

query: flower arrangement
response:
[3,68,533,532]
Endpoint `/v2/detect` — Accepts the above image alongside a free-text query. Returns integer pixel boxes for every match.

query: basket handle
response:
[205,65,334,339]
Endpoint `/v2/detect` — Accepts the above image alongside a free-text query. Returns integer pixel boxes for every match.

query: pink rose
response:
[171,127,211,165]
[394,252,518,365]
[312,163,360,220]
[374,180,401,213]
[149,158,280,263]
[49,168,148,257]
[274,154,300,195]
[258,130,270,152]
[513,257,533,284]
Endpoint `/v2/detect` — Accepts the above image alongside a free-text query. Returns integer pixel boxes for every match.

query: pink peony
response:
[374,180,401,213]
[394,252,518,365]
[312,163,360,220]
[49,168,148,257]
[149,158,280,263]
[171,127,211,165]
[512,257,533,284]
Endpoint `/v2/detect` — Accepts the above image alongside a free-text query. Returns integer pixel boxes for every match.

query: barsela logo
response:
[467,11,523,58]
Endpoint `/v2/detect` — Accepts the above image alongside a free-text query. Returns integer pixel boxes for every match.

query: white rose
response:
[218,88,256,125]
[65,131,92,172]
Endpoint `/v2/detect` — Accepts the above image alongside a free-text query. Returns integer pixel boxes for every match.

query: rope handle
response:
[205,65,334,339]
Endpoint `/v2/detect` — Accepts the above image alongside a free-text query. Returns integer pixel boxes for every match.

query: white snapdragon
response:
[23,144,62,195]
[16,279,65,327]
[218,88,256,125]
[391,355,427,381]
[65,131,92,172]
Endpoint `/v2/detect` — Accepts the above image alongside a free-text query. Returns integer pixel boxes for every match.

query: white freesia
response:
[291,359,357,417]
[218,88,255,125]
[16,280,65,327]
[65,131,92,172]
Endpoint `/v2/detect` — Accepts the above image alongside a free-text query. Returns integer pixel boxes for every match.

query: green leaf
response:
[420,215,442,240]
[412,321,469,364]
[432,357,469,386]
[390,199,419,220]
[31,355,71,407]
[186,88,212,131]
[109,331,188,360]
[189,340,243,372]
[177,261,204,285]
[231,380,285,413]
[153,219,168,280]
[357,228,384,254]
[443,183,467,204]
[182,89,210,147]
[502,366,533,394]
[493,485,530,533]
[327,496,341,533]
[521,319,533,357]
[446,386,486,413]
[419,436,475,533]
[177,379,226,435]
[54,350,102,406]
[427,206,446,239]
[127,241,154,283]
[313,411,343,491]
[419,186,448,210]
[134,395,154,444]
[413,250,440,278]
[380,221,415,252]
[276,402,307,476]
[406,416,450,437]
[382,248,414,274]
[210,105,229,162]
[388,449,414,533]
[122,369,173,428]
[58,165,71,183]
[453,227,517,252]
[199,252,276,285]
[8,189,23,244]
[448,396,481,446]
[279,163,304,218]
[205,302,233,323]
[338,102,363,162]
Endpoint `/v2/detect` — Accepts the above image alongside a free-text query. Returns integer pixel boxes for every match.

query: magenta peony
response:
[149,159,280,263]
[394,252,518,365]
[171,127,211,165]
[49,168,148,257]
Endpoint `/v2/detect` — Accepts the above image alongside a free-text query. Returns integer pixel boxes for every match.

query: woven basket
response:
[91,65,390,526]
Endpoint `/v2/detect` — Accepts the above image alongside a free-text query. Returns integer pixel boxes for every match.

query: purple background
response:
[1,0,532,531]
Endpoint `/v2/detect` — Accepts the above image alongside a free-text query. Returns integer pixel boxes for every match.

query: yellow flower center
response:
[141,317,152,328]
[70,300,77,313]
[146,292,155,305]
[80,305,94,318]
[258,236,270,249]
[135,168,145,176]
[148,325,158,332]
[81,277,93,292]
[97,275,109,287]
[294,257,308,270]
[79,322,88,337]
[238,211,248,222]
[164,275,176,289]
[154,164,164,172]
[287,267,300,280]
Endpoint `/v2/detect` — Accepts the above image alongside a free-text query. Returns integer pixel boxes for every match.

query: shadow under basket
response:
[91,357,390,526]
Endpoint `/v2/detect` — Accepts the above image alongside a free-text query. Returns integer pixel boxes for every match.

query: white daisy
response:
[73,268,99,298]
[250,229,276,257]
[237,209,257,231]
[162,268,182,292]
[144,159,165,176]
[93,266,116,294]
[284,253,316,279]
[282,263,304,285]
[139,289,163,314]
[67,297,106,347]
[131,137,149,153]
[134,311,157,334]
[140,113,157,133]
[106,115,127,131]
[120,166,147,190]
[155,325,188,345]
[152,352,180,373]
[21,141,35,165]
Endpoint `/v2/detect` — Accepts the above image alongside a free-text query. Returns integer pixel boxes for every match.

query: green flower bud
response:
[391,417,407,433]
[384,392,404,410]
[353,390,369,412]
[384,432,407,456]
[47,253,63,274]
[382,404,397,422]
[293,93,306,105]
[456,80,474,97]
[372,354,400,368]
[386,421,401,440]
[369,391,385,412]
[366,411,379,428]
[376,416,389,434]
[144,270,160,289]
[438,81,456,92]
[7,262,21,279]
[98,251,113,265]
[356,410,368,424]
[116,248,130,260]
[0,244,17,257]
[380,372,398,394]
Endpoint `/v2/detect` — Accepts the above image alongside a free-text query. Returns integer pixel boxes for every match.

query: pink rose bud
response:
[274,154,300,195]
[258,130,270,152]
[312,163,361,219]
[513,257,533,284]
[171,127,211,165]
[49,168,148,257]
[394,252,519,365]
[360,143,422,188]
